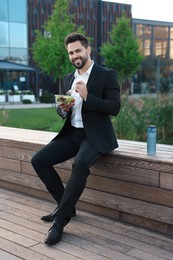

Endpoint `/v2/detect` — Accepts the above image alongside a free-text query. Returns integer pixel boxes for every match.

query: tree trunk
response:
[58,77,62,94]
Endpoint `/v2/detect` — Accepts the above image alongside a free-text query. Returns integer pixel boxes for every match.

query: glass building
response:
[132,19,173,95]
[0,0,27,63]
[0,0,29,92]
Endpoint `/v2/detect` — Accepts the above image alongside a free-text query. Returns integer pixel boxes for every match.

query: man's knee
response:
[31,152,42,169]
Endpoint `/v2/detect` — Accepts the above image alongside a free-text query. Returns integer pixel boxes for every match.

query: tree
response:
[100,12,144,94]
[32,0,84,93]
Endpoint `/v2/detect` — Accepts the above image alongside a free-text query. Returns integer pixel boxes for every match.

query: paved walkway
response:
[0,102,54,109]
[0,187,173,260]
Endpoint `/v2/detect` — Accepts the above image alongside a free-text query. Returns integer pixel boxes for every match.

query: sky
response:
[104,0,173,23]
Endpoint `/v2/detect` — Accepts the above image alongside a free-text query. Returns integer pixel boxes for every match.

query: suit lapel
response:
[87,64,99,91]
[65,64,99,92]
[64,73,75,93]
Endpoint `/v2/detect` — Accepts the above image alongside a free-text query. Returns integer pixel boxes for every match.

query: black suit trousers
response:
[31,126,101,224]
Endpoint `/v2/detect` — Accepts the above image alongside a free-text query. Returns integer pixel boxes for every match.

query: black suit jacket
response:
[56,63,120,154]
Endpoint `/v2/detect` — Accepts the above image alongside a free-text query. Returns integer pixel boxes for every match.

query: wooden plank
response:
[90,163,160,186]
[0,126,55,145]
[80,188,173,225]
[0,237,59,260]
[0,145,33,162]
[0,180,53,202]
[0,139,42,151]
[160,172,173,190]
[1,188,173,260]
[0,169,46,191]
[21,161,36,176]
[96,153,173,173]
[0,157,21,172]
[0,227,38,247]
[77,200,120,220]
[86,175,173,207]
[0,249,21,260]
[120,212,170,235]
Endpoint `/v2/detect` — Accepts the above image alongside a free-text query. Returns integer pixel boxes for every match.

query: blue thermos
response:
[147,125,157,155]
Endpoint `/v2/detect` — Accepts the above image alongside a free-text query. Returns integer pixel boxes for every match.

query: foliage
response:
[9,91,21,95]
[23,90,34,95]
[100,12,144,93]
[32,0,84,84]
[39,91,54,103]
[157,98,173,142]
[0,90,5,95]
[113,96,173,144]
[22,99,32,104]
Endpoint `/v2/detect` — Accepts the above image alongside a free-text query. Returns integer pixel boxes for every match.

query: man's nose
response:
[72,52,79,59]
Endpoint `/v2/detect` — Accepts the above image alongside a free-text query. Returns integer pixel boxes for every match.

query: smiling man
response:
[31,33,121,245]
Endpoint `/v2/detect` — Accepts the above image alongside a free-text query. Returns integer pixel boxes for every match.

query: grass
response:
[0,107,64,132]
[1,96,173,145]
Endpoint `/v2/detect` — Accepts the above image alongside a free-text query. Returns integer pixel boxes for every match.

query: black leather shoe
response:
[41,206,58,222]
[41,207,76,222]
[44,221,63,245]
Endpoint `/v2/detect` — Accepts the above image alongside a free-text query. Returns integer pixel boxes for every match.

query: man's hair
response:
[64,33,89,49]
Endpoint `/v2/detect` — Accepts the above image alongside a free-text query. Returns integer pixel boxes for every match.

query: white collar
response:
[74,61,94,78]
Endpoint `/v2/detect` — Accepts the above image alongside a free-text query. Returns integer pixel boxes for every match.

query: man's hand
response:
[59,100,75,112]
[75,81,88,101]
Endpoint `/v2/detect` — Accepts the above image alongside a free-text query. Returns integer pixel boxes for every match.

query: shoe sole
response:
[41,212,76,222]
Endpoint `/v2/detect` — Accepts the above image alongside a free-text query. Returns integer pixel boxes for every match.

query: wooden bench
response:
[0,126,173,236]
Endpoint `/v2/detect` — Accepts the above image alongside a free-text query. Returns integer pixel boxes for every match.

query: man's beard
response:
[72,54,88,69]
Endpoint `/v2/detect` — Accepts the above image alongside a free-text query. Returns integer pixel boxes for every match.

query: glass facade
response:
[0,0,27,64]
[132,19,173,95]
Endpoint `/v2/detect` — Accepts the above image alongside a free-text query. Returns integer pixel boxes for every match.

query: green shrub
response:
[157,98,173,144]
[113,96,173,144]
[39,91,54,103]
[22,99,32,104]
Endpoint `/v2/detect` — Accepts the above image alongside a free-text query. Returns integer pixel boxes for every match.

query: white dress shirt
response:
[70,62,94,128]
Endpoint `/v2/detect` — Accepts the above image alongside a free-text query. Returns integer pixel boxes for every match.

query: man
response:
[31,33,120,245]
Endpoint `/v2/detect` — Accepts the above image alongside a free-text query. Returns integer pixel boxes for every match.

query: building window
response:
[142,39,151,56]
[170,27,173,39]
[0,47,9,60]
[136,24,152,37]
[154,40,167,57]
[0,0,27,64]
[9,0,26,22]
[170,40,173,59]
[0,0,8,21]
[0,22,9,47]
[9,23,27,48]
[153,26,168,39]
[9,48,27,64]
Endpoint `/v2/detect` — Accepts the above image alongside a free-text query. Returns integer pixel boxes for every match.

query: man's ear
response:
[87,45,91,54]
